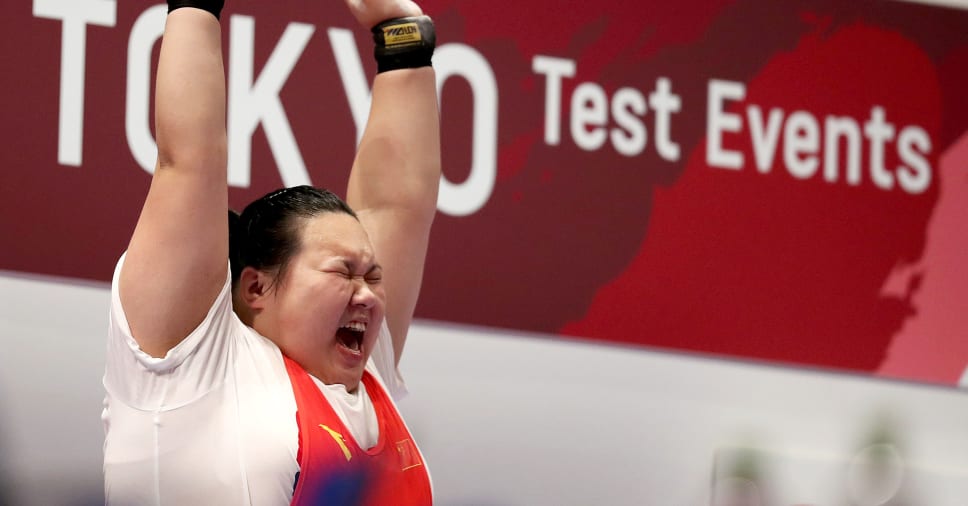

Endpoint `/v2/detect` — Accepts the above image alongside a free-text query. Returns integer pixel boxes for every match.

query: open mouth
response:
[336,322,366,354]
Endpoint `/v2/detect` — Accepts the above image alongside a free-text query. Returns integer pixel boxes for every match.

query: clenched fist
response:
[343,0,423,28]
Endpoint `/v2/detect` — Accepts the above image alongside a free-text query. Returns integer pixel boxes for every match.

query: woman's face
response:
[260,212,386,392]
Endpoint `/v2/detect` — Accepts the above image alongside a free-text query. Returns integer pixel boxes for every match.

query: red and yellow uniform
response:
[285,357,432,506]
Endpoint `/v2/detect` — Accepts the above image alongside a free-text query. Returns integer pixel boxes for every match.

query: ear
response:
[238,266,274,310]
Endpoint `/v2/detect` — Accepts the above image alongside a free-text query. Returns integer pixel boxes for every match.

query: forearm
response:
[347,66,441,219]
[155,8,226,174]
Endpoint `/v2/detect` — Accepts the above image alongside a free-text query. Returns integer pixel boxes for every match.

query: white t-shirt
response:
[102,255,412,505]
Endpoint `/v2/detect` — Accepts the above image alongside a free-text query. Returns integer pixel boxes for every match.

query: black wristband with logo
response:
[371,16,436,73]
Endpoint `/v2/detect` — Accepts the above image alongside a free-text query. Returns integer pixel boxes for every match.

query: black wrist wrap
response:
[167,0,225,20]
[371,16,436,73]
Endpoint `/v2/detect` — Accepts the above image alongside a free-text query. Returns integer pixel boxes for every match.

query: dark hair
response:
[229,185,357,287]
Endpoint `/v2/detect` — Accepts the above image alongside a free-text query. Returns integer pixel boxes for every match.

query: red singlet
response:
[284,356,432,506]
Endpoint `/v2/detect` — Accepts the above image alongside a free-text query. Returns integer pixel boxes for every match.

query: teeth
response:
[341,322,366,332]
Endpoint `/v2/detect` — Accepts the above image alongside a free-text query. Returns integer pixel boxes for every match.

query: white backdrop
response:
[1,271,967,505]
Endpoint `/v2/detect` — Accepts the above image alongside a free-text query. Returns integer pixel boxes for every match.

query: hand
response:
[343,0,423,29]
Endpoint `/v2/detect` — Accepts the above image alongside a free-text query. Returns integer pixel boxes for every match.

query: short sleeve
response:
[103,253,242,410]
[367,319,408,401]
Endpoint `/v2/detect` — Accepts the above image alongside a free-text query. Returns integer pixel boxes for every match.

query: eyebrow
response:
[340,258,382,275]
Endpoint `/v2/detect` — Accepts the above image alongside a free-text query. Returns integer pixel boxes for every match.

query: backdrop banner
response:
[4,0,967,385]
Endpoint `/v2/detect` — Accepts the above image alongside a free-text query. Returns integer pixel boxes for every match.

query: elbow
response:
[156,135,227,175]
[394,171,440,222]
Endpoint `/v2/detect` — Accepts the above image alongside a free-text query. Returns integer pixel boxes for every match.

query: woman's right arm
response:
[119,6,228,358]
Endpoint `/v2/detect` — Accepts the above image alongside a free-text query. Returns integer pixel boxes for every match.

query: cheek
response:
[316,278,356,311]
[336,279,358,301]
[282,280,346,317]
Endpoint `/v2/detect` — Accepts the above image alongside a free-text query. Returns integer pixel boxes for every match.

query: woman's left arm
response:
[343,0,441,365]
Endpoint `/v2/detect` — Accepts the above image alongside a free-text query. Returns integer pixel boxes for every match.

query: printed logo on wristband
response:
[383,23,422,46]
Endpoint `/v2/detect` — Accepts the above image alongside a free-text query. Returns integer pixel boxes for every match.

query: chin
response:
[339,373,363,393]
[344,380,362,393]
[334,365,366,389]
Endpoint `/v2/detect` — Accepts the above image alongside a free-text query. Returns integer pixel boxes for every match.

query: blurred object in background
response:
[295,461,372,506]
[846,412,907,506]
[710,408,964,506]
[711,442,774,506]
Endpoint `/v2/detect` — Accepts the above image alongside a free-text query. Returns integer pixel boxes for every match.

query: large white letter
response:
[435,43,498,217]
[228,15,314,188]
[783,111,820,179]
[746,105,784,173]
[896,125,932,194]
[328,27,371,146]
[533,55,576,146]
[649,77,681,162]
[610,87,647,157]
[33,0,117,167]
[864,106,896,191]
[707,79,745,170]
[125,5,167,174]
[570,82,608,151]
[823,115,862,185]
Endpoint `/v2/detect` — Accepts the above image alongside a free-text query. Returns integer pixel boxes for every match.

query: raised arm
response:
[344,0,441,364]
[119,5,228,358]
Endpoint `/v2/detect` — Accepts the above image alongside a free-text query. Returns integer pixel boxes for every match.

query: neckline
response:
[293,361,388,456]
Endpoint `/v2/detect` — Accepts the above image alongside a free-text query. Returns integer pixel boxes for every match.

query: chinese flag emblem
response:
[395,439,423,471]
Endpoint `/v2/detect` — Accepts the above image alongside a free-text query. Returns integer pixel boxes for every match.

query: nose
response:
[351,278,378,309]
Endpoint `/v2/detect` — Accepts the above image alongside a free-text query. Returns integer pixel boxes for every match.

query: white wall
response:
[0,273,108,505]
[2,272,967,505]
[398,324,968,505]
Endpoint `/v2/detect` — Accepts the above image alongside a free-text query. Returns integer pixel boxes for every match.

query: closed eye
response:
[321,269,353,280]
[323,259,382,282]
[365,266,383,284]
